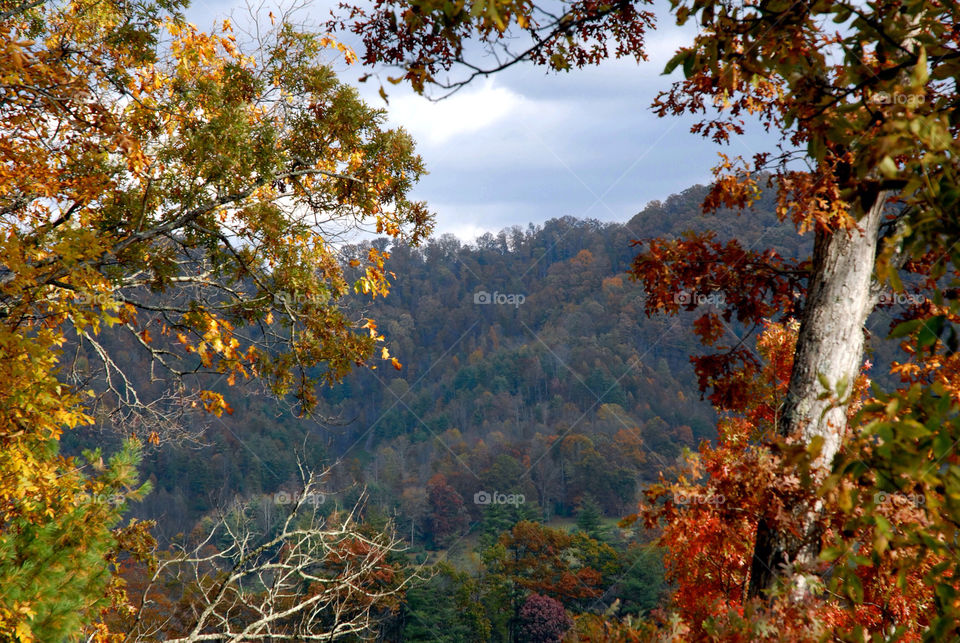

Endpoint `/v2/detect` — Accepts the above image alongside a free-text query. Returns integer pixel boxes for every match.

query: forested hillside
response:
[73,178,913,544]
[57,184,812,640]
[66,183,798,540]
[7,0,959,638]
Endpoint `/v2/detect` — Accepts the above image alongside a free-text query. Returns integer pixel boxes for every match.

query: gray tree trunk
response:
[748,192,887,598]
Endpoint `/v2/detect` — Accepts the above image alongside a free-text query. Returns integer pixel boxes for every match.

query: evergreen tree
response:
[575,494,605,540]
[611,547,666,617]
[402,564,489,642]
[0,440,149,640]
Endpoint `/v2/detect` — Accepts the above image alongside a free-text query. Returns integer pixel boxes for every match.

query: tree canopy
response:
[1,0,430,637]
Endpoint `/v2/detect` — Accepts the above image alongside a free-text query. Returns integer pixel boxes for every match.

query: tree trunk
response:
[748,193,886,598]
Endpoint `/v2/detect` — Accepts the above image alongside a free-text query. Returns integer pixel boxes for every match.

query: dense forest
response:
[67,184,805,538]
[5,0,960,640]
[64,183,915,639]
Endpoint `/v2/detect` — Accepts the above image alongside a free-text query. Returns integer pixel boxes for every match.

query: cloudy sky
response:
[186,0,778,240]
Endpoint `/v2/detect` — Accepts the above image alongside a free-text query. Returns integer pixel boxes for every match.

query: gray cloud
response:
[185,0,781,239]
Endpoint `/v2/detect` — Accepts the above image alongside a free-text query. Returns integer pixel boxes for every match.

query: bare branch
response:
[0,0,44,22]
[119,467,421,642]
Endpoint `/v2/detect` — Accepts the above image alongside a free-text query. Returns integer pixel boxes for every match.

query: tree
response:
[609,546,665,618]
[1,0,430,638]
[630,321,939,639]
[517,593,572,643]
[575,494,605,540]
[628,0,958,601]
[0,440,151,642]
[335,0,960,615]
[329,0,653,96]
[105,472,415,641]
[477,498,539,548]
[484,521,619,617]
[4,0,430,429]
[425,473,468,548]
[401,562,490,642]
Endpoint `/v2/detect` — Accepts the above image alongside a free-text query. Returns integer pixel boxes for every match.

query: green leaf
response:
[897,419,931,439]
[682,52,696,79]
[912,46,929,85]
[836,373,850,398]
[807,434,825,459]
[817,371,831,390]
[878,155,899,178]
[808,135,825,161]
[874,514,893,537]
[934,432,954,459]
[889,318,923,338]
[821,545,845,562]
[664,48,690,75]
[845,574,864,603]
[918,316,945,348]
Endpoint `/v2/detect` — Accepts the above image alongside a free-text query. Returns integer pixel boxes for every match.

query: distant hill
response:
[73,181,915,545]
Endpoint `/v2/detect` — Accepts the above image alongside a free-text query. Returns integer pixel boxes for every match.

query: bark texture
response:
[748,194,886,598]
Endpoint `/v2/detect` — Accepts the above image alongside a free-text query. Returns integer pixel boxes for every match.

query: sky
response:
[185,0,779,241]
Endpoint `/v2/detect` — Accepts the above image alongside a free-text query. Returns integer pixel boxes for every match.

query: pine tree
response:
[575,494,605,540]
[0,441,149,640]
